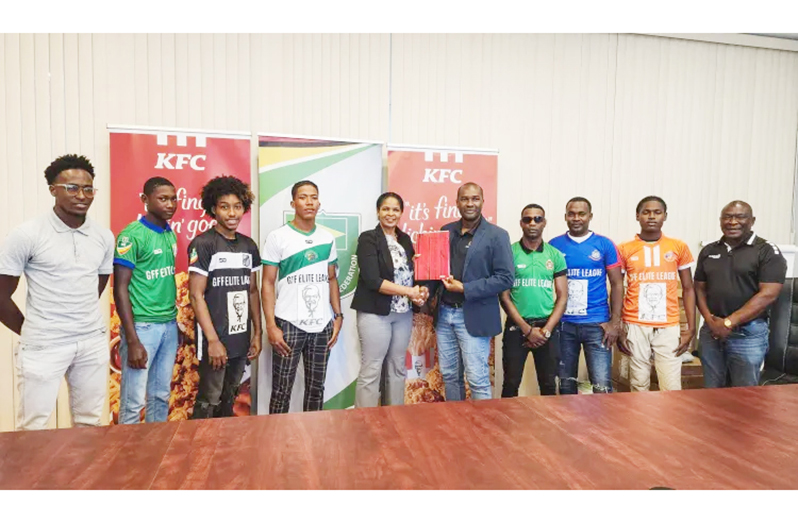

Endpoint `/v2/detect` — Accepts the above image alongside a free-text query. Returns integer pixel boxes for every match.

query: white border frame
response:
[107,124,251,140]
[639,33,798,52]
[387,143,499,155]
[256,131,382,145]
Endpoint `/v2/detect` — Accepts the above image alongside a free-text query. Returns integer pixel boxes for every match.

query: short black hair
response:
[143,176,175,196]
[723,200,753,216]
[44,154,95,185]
[522,203,545,216]
[376,192,404,212]
[200,175,254,218]
[457,182,484,198]
[291,180,319,199]
[566,196,592,212]
[636,195,667,214]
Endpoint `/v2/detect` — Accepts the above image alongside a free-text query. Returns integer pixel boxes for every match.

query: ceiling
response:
[747,33,798,41]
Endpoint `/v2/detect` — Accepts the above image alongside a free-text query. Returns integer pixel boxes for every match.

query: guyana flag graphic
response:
[258,136,382,412]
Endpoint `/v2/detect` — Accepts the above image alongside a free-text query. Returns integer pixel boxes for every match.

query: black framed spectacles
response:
[521,216,544,224]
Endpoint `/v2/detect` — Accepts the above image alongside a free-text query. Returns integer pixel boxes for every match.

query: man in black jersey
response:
[188,176,262,419]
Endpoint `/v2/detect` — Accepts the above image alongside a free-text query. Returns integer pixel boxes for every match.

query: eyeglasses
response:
[522,216,544,224]
[51,184,98,197]
[721,214,750,221]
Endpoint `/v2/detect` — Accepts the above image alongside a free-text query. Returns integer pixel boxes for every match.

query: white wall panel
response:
[1,33,797,430]
[389,33,798,397]
[611,35,798,248]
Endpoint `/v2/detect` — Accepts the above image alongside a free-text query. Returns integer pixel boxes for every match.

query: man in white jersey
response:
[261,180,343,413]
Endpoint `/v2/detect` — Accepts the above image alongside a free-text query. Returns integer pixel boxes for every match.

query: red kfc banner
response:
[108,126,252,423]
[387,146,498,241]
[387,145,499,404]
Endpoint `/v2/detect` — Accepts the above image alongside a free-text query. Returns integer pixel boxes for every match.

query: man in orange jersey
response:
[617,196,696,392]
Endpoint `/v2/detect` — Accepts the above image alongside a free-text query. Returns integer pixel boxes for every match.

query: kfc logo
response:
[422,151,465,184]
[154,153,206,171]
[153,133,207,171]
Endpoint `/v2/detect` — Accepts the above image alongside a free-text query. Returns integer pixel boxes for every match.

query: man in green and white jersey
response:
[114,177,179,424]
[262,180,344,413]
[499,204,569,397]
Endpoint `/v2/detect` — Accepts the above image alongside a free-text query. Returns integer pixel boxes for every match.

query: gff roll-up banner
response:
[257,135,382,413]
[387,145,499,403]
[108,126,252,423]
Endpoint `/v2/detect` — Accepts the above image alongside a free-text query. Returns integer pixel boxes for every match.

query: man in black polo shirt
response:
[695,201,787,388]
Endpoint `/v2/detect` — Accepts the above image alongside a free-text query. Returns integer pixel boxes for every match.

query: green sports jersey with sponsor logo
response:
[113,218,178,322]
[509,240,568,320]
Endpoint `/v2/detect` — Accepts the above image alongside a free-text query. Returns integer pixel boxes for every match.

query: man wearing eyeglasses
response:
[424,182,515,401]
[695,201,786,388]
[113,177,179,424]
[499,204,568,396]
[0,154,115,430]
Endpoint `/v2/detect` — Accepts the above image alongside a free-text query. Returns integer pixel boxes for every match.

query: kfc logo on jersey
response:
[227,291,248,334]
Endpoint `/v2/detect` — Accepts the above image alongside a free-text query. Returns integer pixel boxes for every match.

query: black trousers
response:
[192,354,248,419]
[501,318,559,397]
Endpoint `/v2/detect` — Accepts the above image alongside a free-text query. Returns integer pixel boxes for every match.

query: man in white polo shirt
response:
[261,180,343,414]
[0,154,115,430]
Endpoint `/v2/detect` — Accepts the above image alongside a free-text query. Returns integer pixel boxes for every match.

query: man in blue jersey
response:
[550,197,623,394]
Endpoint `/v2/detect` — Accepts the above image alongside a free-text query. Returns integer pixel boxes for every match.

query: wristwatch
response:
[541,328,551,339]
[334,312,344,320]
[723,318,733,329]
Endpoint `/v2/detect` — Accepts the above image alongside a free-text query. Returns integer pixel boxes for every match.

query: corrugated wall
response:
[1,33,797,430]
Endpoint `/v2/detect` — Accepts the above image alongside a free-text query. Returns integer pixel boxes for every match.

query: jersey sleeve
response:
[553,247,567,277]
[0,226,34,277]
[99,229,115,275]
[759,242,788,284]
[617,242,629,272]
[113,225,138,270]
[249,239,262,273]
[327,235,338,265]
[188,237,213,276]
[603,237,621,270]
[261,231,281,267]
[693,246,709,282]
[677,241,695,270]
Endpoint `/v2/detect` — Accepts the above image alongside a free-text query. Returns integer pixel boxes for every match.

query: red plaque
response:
[415,231,450,281]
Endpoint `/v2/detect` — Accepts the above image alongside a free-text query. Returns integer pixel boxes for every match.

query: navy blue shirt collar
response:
[139,216,172,233]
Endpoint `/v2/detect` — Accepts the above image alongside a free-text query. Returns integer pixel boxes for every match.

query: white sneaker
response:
[680,351,695,363]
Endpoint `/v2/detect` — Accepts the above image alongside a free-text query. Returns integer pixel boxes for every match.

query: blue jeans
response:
[119,320,179,424]
[558,322,613,394]
[699,318,769,388]
[436,304,492,401]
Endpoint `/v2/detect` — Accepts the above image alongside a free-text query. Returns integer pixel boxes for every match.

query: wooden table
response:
[2,385,798,489]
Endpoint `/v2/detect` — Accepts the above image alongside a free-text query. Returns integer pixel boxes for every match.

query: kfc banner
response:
[108,126,252,423]
[387,145,499,402]
[257,135,382,412]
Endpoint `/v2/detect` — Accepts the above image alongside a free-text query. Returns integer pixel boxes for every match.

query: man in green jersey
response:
[114,177,179,424]
[499,204,568,397]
